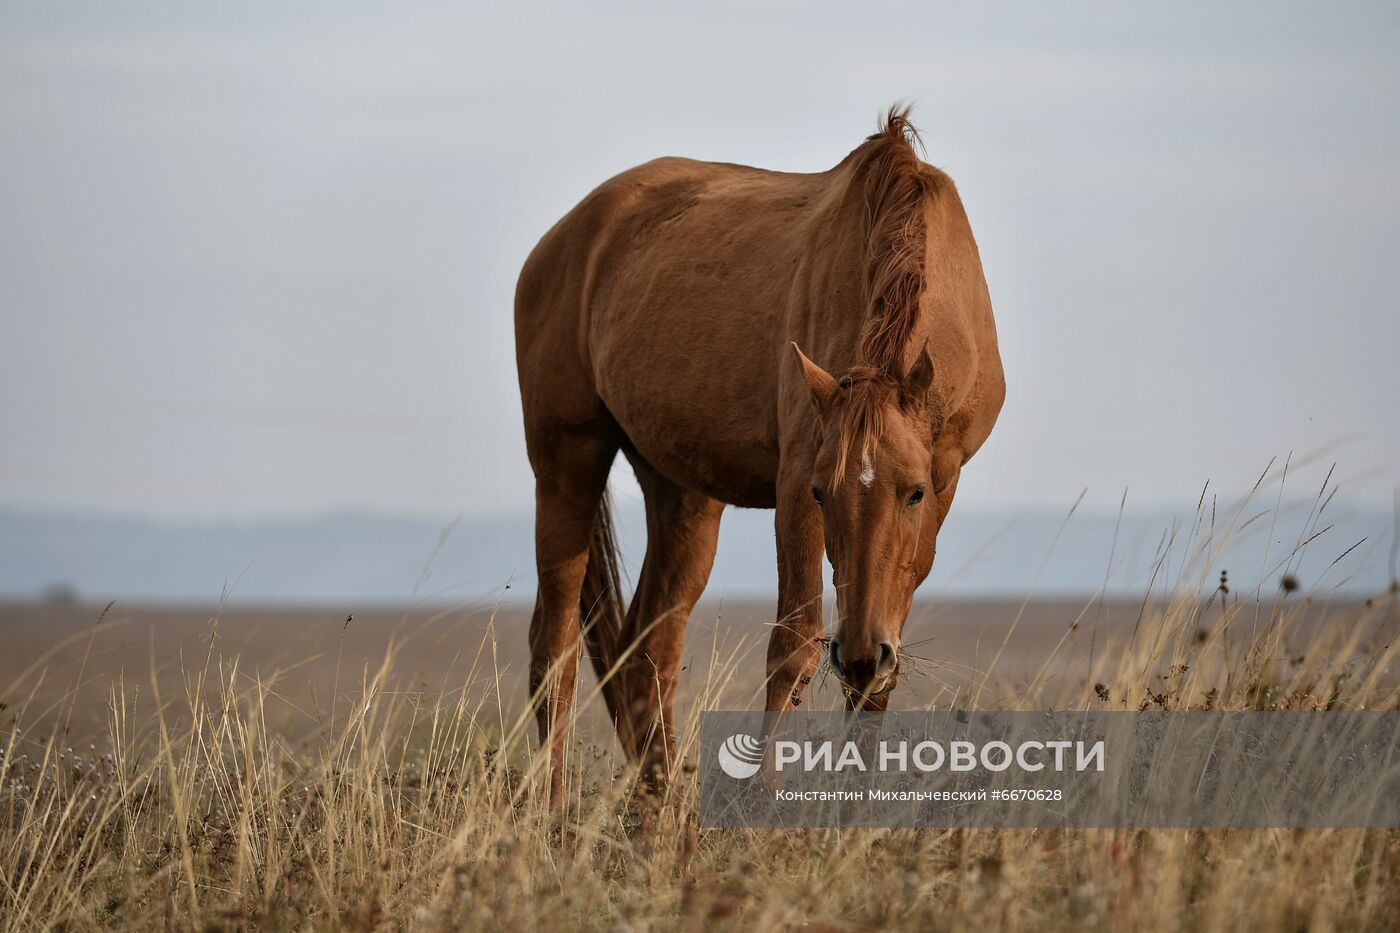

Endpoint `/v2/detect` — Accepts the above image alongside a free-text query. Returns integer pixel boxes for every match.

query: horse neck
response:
[795,161,927,377]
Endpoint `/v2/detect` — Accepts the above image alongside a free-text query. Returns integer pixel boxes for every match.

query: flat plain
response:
[2,594,1378,734]
[1,592,1397,930]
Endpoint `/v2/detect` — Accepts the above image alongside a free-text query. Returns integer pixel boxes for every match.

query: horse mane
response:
[856,105,935,375]
[828,106,939,482]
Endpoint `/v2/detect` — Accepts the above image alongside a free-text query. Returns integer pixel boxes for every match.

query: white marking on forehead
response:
[858,444,875,488]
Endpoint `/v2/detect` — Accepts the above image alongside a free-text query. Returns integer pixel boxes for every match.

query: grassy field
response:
[2,575,1398,928]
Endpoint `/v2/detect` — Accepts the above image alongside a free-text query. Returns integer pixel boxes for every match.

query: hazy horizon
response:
[3,488,1393,604]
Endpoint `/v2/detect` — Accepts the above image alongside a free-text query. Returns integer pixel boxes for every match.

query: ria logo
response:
[717,733,764,779]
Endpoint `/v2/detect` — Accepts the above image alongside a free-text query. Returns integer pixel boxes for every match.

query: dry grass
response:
[3,489,1399,930]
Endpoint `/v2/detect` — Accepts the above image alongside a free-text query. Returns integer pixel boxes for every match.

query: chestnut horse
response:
[515,108,1004,796]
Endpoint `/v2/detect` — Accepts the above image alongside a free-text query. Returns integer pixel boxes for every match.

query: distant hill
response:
[0,500,1393,606]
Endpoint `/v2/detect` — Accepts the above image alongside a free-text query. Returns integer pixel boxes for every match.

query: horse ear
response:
[902,340,935,408]
[791,343,838,418]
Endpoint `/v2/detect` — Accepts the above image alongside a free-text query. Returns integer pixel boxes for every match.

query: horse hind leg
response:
[619,455,724,789]
[527,421,619,803]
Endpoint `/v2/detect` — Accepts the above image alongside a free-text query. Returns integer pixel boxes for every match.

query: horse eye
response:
[811,487,825,507]
[907,486,925,506]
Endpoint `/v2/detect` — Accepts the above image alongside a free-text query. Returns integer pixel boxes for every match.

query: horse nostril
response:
[829,639,844,677]
[876,641,898,678]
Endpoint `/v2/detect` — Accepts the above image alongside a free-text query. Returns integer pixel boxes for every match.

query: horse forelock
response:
[856,105,935,378]
[829,366,895,484]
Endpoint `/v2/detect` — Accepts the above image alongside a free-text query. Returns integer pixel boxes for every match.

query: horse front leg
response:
[764,471,826,713]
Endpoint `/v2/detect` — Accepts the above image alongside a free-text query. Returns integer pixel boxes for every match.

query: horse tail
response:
[581,490,630,729]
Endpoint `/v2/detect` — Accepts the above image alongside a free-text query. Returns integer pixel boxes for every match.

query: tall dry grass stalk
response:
[2,483,1398,930]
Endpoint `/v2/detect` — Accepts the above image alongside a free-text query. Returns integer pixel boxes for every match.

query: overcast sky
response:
[2,2,1397,525]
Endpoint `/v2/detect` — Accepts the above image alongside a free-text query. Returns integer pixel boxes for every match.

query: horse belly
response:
[594,340,779,509]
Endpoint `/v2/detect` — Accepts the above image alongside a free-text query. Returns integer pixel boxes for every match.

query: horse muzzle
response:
[829,634,899,698]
